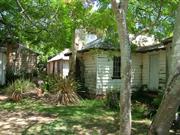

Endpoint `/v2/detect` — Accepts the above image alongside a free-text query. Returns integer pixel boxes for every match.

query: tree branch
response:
[16,0,32,22]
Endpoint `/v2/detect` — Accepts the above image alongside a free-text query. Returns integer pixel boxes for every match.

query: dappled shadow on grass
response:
[26,101,118,134]
[0,99,153,135]
[0,99,119,134]
[0,110,56,135]
[25,116,117,135]
[132,119,151,135]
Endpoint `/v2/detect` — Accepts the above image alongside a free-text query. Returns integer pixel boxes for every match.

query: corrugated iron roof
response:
[136,37,172,53]
[48,49,70,62]
[65,37,173,55]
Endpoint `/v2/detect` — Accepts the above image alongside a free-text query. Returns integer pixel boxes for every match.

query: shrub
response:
[105,90,119,109]
[76,81,89,99]
[6,79,36,101]
[40,74,58,93]
[151,92,163,107]
[40,75,80,105]
[53,76,80,105]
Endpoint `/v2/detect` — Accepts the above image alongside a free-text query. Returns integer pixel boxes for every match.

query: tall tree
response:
[111,0,131,135]
[148,2,180,135]
[61,0,92,78]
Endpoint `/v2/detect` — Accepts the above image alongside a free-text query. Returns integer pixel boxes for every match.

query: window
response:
[112,56,121,79]
[57,61,61,73]
[53,61,55,74]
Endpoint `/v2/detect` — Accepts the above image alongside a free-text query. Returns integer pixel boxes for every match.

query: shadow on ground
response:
[0,99,153,135]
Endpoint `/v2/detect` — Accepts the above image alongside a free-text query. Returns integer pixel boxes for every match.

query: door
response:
[96,57,112,94]
[149,54,159,90]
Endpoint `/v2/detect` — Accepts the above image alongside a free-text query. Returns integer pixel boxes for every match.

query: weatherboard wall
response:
[47,60,69,77]
[80,50,143,94]
[141,50,167,90]
[96,51,120,94]
[131,53,143,90]
[80,51,97,94]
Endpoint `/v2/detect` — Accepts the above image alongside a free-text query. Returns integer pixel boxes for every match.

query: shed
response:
[6,43,39,76]
[47,49,70,77]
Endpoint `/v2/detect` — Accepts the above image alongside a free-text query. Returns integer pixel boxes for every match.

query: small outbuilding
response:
[0,42,39,85]
[47,49,70,77]
[6,43,39,75]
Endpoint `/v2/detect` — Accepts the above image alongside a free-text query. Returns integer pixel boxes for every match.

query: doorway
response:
[149,54,159,90]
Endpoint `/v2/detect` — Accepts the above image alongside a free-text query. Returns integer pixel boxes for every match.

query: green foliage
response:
[76,81,89,99]
[0,99,121,134]
[151,92,163,107]
[132,101,149,119]
[40,75,58,93]
[127,0,179,39]
[53,76,80,105]
[53,76,78,93]
[6,79,36,101]
[41,75,80,105]
[105,90,119,110]
[1,0,178,62]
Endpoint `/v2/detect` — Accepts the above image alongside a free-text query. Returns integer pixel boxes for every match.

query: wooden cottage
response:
[69,38,172,95]
[6,43,39,75]
[0,42,39,84]
[47,49,70,77]
[73,39,121,95]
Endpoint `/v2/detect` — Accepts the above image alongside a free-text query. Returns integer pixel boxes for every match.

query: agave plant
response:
[53,76,80,105]
[6,79,36,101]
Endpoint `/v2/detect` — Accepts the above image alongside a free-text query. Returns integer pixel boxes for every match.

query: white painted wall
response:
[81,49,167,94]
[142,50,167,90]
[82,52,97,93]
[63,61,69,77]
[131,53,143,89]
[96,55,121,94]
[0,52,6,85]
[82,50,143,94]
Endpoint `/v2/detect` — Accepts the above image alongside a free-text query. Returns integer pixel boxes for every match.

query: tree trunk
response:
[69,29,76,79]
[111,1,131,135]
[148,3,180,135]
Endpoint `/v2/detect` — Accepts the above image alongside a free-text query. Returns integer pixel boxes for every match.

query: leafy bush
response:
[132,101,149,119]
[76,81,89,99]
[6,79,36,101]
[40,74,58,93]
[151,92,163,107]
[105,90,119,109]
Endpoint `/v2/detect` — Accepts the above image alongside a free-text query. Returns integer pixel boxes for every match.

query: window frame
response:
[112,56,121,79]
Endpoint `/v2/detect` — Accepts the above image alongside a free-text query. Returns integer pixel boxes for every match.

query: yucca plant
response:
[53,76,80,105]
[6,79,36,101]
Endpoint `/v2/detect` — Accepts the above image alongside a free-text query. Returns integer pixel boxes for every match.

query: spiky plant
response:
[53,76,80,105]
[6,79,36,101]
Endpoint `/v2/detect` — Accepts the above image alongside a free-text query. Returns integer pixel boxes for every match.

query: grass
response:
[0,99,151,135]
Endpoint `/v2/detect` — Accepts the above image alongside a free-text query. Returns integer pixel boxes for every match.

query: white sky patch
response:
[90,0,99,12]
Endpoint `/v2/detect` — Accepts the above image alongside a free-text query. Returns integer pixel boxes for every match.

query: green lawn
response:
[0,99,151,135]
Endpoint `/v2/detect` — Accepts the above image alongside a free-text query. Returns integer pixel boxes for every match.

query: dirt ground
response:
[0,110,56,135]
